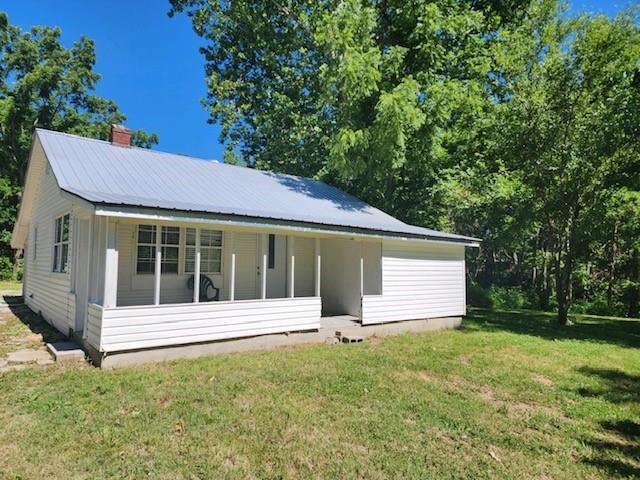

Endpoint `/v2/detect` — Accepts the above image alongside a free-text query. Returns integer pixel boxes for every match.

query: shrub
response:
[571,296,625,317]
[488,286,528,310]
[467,282,492,308]
[0,256,21,281]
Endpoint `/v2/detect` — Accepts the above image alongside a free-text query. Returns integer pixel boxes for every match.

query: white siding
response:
[23,157,75,334]
[234,233,258,300]
[86,303,103,349]
[361,240,466,324]
[294,237,314,297]
[97,297,321,352]
[320,238,362,316]
[116,222,227,306]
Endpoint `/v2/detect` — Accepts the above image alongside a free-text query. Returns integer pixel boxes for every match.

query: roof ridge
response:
[34,127,329,184]
[35,127,220,163]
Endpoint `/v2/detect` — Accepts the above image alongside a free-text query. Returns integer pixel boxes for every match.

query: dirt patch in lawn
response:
[478,386,568,420]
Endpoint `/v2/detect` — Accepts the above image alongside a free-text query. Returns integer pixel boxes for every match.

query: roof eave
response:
[89,201,480,247]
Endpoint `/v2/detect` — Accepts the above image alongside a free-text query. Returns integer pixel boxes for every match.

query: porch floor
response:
[97,315,463,369]
[319,315,360,331]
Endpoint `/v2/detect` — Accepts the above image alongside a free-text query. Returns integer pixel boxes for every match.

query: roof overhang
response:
[93,203,480,247]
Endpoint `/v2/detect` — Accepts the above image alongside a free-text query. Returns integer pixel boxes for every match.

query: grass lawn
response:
[0,308,638,479]
[0,279,21,293]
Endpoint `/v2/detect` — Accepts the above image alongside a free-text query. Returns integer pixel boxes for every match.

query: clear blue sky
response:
[0,0,634,160]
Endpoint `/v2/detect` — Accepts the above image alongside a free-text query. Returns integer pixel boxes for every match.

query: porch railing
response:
[86,296,321,353]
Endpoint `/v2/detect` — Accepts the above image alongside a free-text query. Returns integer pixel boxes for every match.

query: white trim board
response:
[94,206,480,248]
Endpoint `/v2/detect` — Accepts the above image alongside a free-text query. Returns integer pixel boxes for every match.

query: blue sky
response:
[0,0,634,160]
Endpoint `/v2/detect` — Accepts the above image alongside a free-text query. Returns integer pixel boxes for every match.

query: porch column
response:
[261,234,267,299]
[287,236,295,298]
[90,216,102,303]
[359,252,364,298]
[193,227,201,303]
[103,218,118,308]
[153,224,162,305]
[229,232,236,301]
[314,238,321,297]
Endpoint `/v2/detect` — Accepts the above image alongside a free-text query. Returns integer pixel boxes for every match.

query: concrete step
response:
[46,341,85,363]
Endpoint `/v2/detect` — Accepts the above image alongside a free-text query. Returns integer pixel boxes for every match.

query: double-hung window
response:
[52,214,70,272]
[185,228,223,274]
[136,225,180,274]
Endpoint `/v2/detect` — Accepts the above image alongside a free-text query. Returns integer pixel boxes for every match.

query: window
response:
[268,234,275,269]
[33,227,38,260]
[136,225,180,274]
[52,214,70,272]
[185,228,222,274]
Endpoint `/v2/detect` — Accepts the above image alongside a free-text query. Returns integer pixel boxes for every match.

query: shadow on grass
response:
[576,367,640,477]
[464,308,640,349]
[3,296,65,345]
[577,367,640,404]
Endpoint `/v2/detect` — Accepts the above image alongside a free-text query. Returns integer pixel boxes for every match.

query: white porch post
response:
[287,236,295,298]
[153,224,162,305]
[359,253,364,298]
[229,232,236,301]
[261,234,267,299]
[314,238,321,297]
[193,227,201,303]
[102,218,118,308]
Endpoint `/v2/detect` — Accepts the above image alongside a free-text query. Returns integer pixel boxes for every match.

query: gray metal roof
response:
[37,128,479,244]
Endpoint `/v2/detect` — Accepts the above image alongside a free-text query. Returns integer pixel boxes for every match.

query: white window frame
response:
[184,228,223,275]
[135,224,181,275]
[52,214,70,273]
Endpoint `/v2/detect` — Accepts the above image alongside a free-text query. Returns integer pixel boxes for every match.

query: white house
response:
[11,126,479,366]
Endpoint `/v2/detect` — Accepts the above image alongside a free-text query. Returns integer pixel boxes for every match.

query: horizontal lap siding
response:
[361,241,466,324]
[23,158,74,334]
[99,297,321,352]
[294,237,314,297]
[117,223,193,306]
[86,304,103,350]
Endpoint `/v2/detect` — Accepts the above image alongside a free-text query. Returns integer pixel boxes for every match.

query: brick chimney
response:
[110,124,132,147]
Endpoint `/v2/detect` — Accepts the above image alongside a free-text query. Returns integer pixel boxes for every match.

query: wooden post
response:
[193,227,201,303]
[360,254,364,298]
[261,234,267,299]
[287,236,295,298]
[229,232,236,301]
[102,219,118,308]
[315,238,321,297]
[153,224,162,305]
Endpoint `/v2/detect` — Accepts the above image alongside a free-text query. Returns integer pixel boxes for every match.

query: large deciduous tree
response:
[0,13,158,277]
[492,7,640,323]
[172,0,640,322]
[168,0,527,223]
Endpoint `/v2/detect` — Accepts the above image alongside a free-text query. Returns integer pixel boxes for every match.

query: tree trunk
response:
[607,223,618,307]
[555,224,575,326]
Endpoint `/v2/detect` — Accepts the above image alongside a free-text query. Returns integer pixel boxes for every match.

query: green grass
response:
[0,279,21,293]
[0,308,638,479]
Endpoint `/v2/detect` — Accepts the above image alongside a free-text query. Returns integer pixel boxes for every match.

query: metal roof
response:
[37,128,479,244]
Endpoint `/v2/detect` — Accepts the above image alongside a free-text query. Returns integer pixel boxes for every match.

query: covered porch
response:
[79,215,382,354]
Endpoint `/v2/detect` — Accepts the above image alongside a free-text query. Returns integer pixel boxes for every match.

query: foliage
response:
[468,283,532,310]
[0,12,158,277]
[173,0,640,321]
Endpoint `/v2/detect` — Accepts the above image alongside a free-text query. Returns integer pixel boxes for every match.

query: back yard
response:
[0,301,638,479]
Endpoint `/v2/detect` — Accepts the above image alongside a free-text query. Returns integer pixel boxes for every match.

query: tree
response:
[173,0,640,322]
[491,6,640,323]
[0,13,158,278]
[169,0,528,221]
